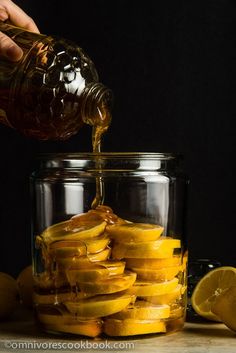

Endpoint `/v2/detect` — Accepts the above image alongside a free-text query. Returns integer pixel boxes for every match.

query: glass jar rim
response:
[37,152,181,160]
[35,152,183,172]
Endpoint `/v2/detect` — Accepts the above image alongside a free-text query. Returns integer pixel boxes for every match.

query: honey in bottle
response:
[0,22,112,141]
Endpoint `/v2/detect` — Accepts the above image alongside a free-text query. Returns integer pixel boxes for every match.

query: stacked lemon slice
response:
[105,222,185,335]
[34,207,136,337]
[34,206,186,337]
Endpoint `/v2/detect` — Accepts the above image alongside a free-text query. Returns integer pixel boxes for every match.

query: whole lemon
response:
[0,272,19,319]
[17,265,34,309]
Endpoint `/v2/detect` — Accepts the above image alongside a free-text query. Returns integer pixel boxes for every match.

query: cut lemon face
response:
[125,256,181,269]
[104,318,166,336]
[211,286,236,332]
[112,238,180,259]
[191,266,236,321]
[78,271,137,295]
[110,301,170,320]
[128,278,179,297]
[143,284,183,305]
[64,293,135,318]
[38,220,107,245]
[107,223,164,242]
[131,265,182,281]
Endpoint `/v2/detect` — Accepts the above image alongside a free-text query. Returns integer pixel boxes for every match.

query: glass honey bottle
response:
[0,22,112,140]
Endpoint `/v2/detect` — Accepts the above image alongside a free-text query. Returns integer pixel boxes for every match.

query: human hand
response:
[0,0,39,61]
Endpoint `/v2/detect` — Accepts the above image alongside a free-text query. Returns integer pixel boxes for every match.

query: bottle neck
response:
[81,83,113,128]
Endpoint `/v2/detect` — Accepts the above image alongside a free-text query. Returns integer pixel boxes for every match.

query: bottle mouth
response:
[87,83,113,107]
[81,83,113,127]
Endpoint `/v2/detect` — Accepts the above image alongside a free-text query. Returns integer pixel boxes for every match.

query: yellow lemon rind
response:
[64,293,135,318]
[104,318,166,336]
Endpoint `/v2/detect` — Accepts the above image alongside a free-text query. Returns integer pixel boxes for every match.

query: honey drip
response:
[91,104,111,209]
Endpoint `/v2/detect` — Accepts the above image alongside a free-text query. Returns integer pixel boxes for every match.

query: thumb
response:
[0,31,23,61]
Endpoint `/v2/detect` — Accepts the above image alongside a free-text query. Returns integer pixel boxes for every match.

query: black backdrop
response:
[1,0,235,277]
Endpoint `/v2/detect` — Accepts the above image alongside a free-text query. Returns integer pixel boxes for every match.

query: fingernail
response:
[6,45,23,61]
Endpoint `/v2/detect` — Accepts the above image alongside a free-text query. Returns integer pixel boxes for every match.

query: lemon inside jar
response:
[34,205,187,337]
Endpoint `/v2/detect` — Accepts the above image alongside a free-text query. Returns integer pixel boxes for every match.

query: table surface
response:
[0,309,235,353]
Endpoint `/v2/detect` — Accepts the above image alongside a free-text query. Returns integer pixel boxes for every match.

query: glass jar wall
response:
[31,153,188,337]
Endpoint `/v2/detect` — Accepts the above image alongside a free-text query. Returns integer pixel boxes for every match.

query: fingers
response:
[0,0,40,61]
[0,30,23,61]
[0,0,39,33]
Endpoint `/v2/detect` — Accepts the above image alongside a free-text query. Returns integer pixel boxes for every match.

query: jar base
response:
[38,315,185,338]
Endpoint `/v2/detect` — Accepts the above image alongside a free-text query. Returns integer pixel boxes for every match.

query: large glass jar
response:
[31,153,188,338]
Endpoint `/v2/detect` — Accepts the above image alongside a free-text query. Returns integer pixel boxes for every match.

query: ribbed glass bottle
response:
[0,23,112,140]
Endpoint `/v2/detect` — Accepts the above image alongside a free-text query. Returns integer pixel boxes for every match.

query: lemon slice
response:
[191,266,236,321]
[34,291,76,305]
[65,260,125,285]
[56,256,92,269]
[83,236,110,254]
[56,249,111,269]
[45,322,102,337]
[125,256,182,269]
[49,240,87,259]
[88,248,111,262]
[65,264,109,285]
[78,271,137,295]
[128,278,179,297]
[64,293,135,317]
[110,301,170,320]
[33,290,94,305]
[131,265,182,281]
[71,205,122,227]
[143,284,183,305]
[38,220,107,245]
[112,237,180,259]
[50,235,110,260]
[98,261,125,276]
[37,306,102,337]
[107,223,164,242]
[104,318,166,336]
[34,271,68,290]
[70,211,105,225]
[36,305,68,325]
[169,304,185,319]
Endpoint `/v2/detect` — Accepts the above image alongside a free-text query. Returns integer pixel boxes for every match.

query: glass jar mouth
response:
[37,151,179,160]
[36,152,182,172]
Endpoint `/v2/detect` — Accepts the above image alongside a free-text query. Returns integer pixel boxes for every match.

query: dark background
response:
[1,0,235,277]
